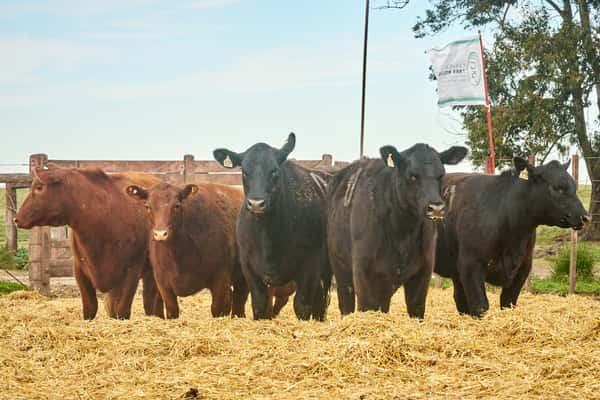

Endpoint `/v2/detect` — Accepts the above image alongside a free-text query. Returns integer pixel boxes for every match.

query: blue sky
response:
[1,0,481,173]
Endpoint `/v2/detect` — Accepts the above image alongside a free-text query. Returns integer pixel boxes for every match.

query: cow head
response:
[380,143,467,220]
[126,182,198,241]
[213,132,296,216]
[14,167,85,229]
[514,157,589,230]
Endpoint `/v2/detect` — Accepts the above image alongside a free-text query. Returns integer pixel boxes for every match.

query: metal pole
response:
[478,30,495,174]
[359,0,370,158]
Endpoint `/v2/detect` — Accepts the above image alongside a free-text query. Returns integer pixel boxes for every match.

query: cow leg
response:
[159,286,179,319]
[353,257,379,312]
[264,290,275,319]
[272,295,289,317]
[403,269,432,319]
[107,268,140,319]
[375,279,394,313]
[209,278,232,318]
[457,258,489,318]
[74,263,98,320]
[500,255,532,309]
[334,267,356,315]
[451,277,470,314]
[141,263,164,318]
[231,266,249,318]
[311,256,332,321]
[243,268,269,320]
[293,281,317,320]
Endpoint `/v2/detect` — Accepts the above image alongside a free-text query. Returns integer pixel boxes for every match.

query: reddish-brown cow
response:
[126,181,249,319]
[14,167,164,320]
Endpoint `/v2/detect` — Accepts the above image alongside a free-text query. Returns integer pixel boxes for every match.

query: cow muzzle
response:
[247,198,266,215]
[153,230,169,241]
[426,202,445,221]
[573,214,591,231]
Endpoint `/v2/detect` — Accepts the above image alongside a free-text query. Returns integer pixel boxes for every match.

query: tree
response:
[412,1,600,239]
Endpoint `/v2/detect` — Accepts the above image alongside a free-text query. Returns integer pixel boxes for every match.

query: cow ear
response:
[35,167,62,184]
[126,185,148,201]
[379,145,406,170]
[513,157,529,173]
[213,149,243,169]
[178,184,198,201]
[439,146,468,165]
[277,132,296,164]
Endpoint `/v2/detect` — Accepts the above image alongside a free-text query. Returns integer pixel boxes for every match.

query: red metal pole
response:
[479,31,495,174]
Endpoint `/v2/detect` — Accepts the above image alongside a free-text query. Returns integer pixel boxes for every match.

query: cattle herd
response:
[13,133,589,321]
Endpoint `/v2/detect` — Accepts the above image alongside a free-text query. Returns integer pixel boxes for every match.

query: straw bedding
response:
[0,289,598,400]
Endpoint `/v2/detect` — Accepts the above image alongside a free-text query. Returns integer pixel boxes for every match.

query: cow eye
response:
[35,184,43,192]
[410,175,418,182]
[174,204,181,209]
[554,186,564,194]
[271,170,278,179]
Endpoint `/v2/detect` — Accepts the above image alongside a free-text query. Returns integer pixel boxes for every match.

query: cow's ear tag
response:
[386,153,394,168]
[223,155,233,168]
[519,170,528,180]
[191,185,198,194]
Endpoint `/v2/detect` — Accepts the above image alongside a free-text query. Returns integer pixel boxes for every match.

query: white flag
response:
[427,36,487,107]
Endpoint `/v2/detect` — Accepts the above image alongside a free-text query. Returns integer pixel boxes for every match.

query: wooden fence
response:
[25,153,348,294]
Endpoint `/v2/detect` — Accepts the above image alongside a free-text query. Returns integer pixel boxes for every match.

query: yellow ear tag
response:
[223,155,233,168]
[387,153,394,168]
[191,185,198,194]
[519,170,528,180]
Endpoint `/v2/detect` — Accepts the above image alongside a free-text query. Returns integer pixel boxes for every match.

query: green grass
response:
[0,187,29,249]
[0,281,27,295]
[551,243,598,280]
[430,276,453,289]
[531,276,600,296]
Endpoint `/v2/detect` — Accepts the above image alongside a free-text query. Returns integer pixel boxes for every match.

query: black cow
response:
[327,143,467,318]
[213,133,332,320]
[435,157,589,317]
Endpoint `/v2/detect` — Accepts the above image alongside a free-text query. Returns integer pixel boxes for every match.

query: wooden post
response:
[5,183,17,251]
[569,154,579,295]
[526,155,536,292]
[28,153,50,295]
[28,226,51,295]
[183,154,194,184]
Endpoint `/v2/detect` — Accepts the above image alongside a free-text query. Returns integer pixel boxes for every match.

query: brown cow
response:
[126,181,250,319]
[14,167,164,320]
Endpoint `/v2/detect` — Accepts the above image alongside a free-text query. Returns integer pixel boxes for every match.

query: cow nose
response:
[582,214,591,224]
[153,230,169,241]
[247,198,266,213]
[426,202,445,219]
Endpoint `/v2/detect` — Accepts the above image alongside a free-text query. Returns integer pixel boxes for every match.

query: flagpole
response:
[478,30,495,174]
[359,0,370,158]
